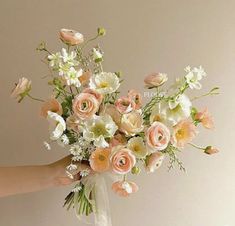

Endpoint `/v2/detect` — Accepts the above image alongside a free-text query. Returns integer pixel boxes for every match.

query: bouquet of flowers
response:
[11,28,219,226]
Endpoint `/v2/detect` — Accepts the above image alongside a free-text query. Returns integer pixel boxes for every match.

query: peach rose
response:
[112,181,138,197]
[146,152,165,173]
[195,108,214,129]
[89,148,111,172]
[146,121,170,152]
[72,93,99,120]
[40,98,63,118]
[101,104,122,127]
[109,133,127,147]
[83,88,103,104]
[115,96,136,114]
[110,146,136,174]
[204,146,219,155]
[128,89,142,110]
[172,119,197,148]
[66,115,81,133]
[59,28,84,46]
[144,73,168,88]
[11,77,31,102]
[79,70,92,86]
[120,111,144,135]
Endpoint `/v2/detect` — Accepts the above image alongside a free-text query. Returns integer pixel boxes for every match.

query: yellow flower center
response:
[99,82,109,88]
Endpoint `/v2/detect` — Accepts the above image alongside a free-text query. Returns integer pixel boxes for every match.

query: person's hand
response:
[49,156,90,187]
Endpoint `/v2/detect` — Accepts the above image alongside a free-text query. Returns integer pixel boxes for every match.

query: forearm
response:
[0,164,56,197]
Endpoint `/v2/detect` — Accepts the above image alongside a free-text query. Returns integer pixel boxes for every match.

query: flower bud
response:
[97,27,106,36]
[131,166,141,175]
[204,146,219,155]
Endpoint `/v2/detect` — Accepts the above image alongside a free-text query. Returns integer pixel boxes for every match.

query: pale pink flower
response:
[83,88,103,104]
[204,146,219,155]
[128,89,142,110]
[146,152,165,173]
[120,111,144,135]
[72,93,99,120]
[66,115,81,133]
[40,98,63,118]
[144,73,168,88]
[59,28,84,46]
[195,108,214,129]
[89,148,111,172]
[109,133,127,147]
[112,181,138,197]
[11,77,31,102]
[110,146,136,175]
[101,104,122,127]
[172,119,197,148]
[115,96,136,114]
[146,121,171,152]
[78,70,92,86]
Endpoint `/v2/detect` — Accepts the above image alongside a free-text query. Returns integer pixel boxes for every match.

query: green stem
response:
[81,34,99,50]
[188,143,205,150]
[27,94,45,102]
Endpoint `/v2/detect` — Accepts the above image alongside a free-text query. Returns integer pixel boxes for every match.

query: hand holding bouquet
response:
[11,27,219,226]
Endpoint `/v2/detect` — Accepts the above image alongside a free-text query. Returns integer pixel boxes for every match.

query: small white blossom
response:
[72,184,82,193]
[121,182,132,194]
[48,52,61,69]
[66,163,78,172]
[47,111,66,140]
[64,67,83,87]
[185,66,206,90]
[43,141,51,151]
[57,134,69,147]
[69,143,83,156]
[80,169,90,177]
[61,48,78,66]
[93,48,103,61]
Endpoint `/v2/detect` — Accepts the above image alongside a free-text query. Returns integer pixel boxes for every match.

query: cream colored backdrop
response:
[0,0,234,226]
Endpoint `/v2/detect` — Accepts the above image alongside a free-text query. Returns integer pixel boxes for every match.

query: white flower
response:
[61,48,78,66]
[47,111,66,140]
[89,72,120,94]
[57,134,69,147]
[83,114,118,148]
[93,48,103,61]
[69,143,83,156]
[64,67,83,87]
[80,169,90,177]
[127,137,147,158]
[66,163,78,172]
[167,94,192,125]
[43,141,51,151]
[72,184,82,193]
[185,66,206,89]
[48,52,61,69]
[121,182,132,194]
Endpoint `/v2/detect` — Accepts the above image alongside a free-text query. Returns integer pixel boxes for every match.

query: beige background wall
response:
[0,0,235,226]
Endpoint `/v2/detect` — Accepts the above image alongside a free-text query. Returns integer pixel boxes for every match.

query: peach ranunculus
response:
[89,148,111,172]
[195,108,214,129]
[112,181,139,197]
[204,146,219,155]
[101,104,122,127]
[66,114,81,133]
[109,133,127,147]
[144,72,168,88]
[172,119,197,148]
[11,77,32,102]
[146,121,171,152]
[128,89,142,110]
[40,98,63,118]
[120,111,144,135]
[115,96,136,114]
[110,146,136,175]
[72,93,100,120]
[78,70,92,86]
[146,152,165,173]
[83,88,103,104]
[59,28,84,46]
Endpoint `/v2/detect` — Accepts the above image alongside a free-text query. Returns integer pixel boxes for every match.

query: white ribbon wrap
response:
[79,173,118,226]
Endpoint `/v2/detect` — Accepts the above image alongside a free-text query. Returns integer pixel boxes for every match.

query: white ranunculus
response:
[185,66,206,90]
[82,114,118,148]
[64,67,83,87]
[47,111,66,140]
[89,72,120,94]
